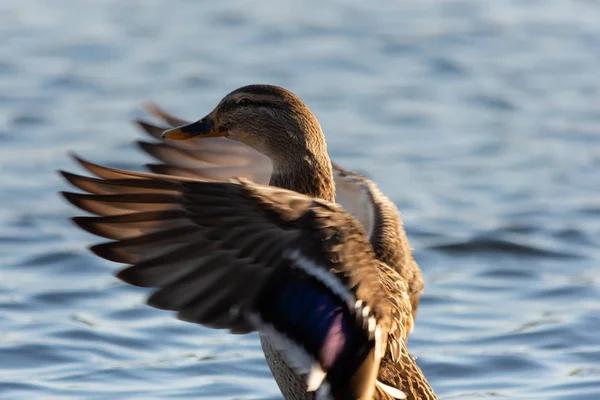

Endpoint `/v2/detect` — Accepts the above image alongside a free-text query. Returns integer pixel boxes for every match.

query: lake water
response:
[1,0,600,399]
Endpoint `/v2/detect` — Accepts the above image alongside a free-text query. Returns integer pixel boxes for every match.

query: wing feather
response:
[61,157,395,336]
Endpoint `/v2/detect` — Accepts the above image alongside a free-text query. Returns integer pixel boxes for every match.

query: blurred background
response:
[1,0,600,398]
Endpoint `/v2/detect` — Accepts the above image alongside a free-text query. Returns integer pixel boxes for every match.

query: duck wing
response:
[136,103,423,322]
[330,164,423,325]
[61,157,415,399]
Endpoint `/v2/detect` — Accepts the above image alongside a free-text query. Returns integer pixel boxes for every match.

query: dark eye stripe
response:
[244,100,283,109]
[220,98,283,113]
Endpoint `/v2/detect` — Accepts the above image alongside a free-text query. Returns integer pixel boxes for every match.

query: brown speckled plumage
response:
[331,164,424,321]
[61,85,437,400]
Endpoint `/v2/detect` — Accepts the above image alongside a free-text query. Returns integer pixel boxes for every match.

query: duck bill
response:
[161,117,225,140]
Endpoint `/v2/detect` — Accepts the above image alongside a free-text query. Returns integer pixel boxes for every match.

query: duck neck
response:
[269,151,335,203]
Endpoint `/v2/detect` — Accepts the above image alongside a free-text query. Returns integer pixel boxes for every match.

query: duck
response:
[60,84,437,400]
[135,92,424,325]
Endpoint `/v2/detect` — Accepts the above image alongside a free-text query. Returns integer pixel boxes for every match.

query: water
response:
[1,0,600,398]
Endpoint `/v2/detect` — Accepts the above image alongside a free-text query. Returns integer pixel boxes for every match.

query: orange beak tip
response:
[161,128,189,140]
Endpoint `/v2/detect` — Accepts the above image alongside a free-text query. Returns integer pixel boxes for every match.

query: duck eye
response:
[237,98,251,107]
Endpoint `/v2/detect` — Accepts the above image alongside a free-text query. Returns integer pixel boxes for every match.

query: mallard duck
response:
[61,84,437,400]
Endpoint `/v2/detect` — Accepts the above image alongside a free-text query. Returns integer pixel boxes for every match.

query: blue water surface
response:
[1,0,600,399]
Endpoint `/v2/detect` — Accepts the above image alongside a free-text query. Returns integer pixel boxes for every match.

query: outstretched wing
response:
[61,157,411,397]
[136,104,423,321]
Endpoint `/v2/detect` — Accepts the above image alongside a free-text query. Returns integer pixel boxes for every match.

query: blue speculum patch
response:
[260,272,368,373]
